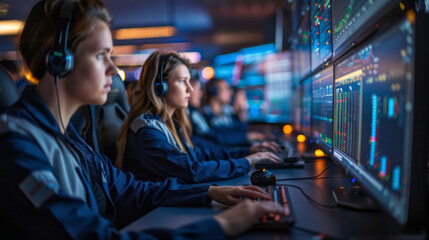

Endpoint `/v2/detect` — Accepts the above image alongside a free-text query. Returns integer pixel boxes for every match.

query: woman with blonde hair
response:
[116,51,280,183]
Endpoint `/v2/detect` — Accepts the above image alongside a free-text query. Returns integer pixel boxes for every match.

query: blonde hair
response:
[116,51,193,168]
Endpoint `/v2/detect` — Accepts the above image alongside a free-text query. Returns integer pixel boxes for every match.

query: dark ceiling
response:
[0,0,292,63]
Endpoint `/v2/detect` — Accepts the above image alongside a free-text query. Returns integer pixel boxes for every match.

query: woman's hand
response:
[207,185,271,205]
[245,152,280,166]
[250,141,282,153]
[214,199,283,237]
[247,132,266,141]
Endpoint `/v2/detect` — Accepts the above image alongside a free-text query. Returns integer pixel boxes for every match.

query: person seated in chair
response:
[202,78,269,144]
[188,74,279,153]
[116,51,281,184]
[0,1,282,238]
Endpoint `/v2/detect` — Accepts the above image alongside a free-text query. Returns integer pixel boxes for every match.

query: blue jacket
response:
[122,113,251,183]
[189,105,249,146]
[201,104,247,131]
[0,87,224,240]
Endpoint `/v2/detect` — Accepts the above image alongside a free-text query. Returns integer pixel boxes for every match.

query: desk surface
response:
[122,159,426,239]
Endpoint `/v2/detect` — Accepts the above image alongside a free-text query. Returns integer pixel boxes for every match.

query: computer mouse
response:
[250,169,277,186]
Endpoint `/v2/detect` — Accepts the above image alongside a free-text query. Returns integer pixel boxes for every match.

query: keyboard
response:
[253,185,295,230]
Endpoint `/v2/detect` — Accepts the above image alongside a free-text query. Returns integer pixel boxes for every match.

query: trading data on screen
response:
[312,66,333,153]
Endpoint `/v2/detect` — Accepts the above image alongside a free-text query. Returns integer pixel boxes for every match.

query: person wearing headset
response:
[202,78,270,143]
[0,0,283,239]
[188,75,279,153]
[116,51,281,184]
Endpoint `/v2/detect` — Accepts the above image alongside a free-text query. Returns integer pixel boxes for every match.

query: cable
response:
[283,183,338,208]
[276,163,338,181]
[54,76,67,134]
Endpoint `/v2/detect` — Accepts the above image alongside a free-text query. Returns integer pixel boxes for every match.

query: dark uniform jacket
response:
[122,113,251,183]
[0,88,224,239]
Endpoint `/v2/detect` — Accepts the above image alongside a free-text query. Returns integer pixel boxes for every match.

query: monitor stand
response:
[332,186,380,210]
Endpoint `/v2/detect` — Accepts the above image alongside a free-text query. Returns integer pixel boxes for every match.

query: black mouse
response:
[250,169,276,186]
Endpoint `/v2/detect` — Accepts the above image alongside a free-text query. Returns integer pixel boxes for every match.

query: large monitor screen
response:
[290,0,311,82]
[311,0,332,71]
[311,66,333,153]
[261,52,293,123]
[333,52,361,162]
[332,0,392,57]
[333,16,417,226]
[301,77,312,136]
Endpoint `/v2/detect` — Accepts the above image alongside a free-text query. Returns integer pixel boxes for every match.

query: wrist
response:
[213,215,229,235]
[208,186,215,199]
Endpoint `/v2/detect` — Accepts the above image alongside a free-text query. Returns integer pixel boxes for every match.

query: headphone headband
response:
[154,54,168,96]
[45,0,76,78]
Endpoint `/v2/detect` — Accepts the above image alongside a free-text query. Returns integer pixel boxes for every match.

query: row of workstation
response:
[122,140,424,239]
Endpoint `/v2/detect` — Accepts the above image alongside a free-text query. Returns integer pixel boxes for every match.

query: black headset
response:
[45,0,76,78]
[154,55,168,96]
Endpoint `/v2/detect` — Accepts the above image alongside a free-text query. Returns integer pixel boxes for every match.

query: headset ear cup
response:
[161,81,168,95]
[45,49,74,78]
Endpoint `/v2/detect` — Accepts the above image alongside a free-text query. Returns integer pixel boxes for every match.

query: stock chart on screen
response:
[358,19,414,196]
[312,66,333,153]
[334,56,362,162]
[332,0,391,57]
[333,17,416,224]
[311,0,332,71]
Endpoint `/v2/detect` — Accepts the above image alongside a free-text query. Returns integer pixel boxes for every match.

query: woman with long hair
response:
[116,51,280,183]
[0,0,282,238]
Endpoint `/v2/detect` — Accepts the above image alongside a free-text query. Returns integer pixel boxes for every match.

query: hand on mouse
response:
[245,152,280,167]
[214,199,283,237]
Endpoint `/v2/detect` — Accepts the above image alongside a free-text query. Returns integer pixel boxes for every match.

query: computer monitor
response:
[290,0,311,82]
[292,84,302,133]
[262,52,293,123]
[310,0,332,71]
[301,77,312,137]
[332,15,428,230]
[332,0,395,58]
[213,52,242,86]
[311,65,333,154]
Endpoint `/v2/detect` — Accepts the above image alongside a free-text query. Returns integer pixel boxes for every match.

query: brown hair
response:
[116,51,193,168]
[18,0,112,80]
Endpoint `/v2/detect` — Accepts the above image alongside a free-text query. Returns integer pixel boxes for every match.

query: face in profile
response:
[216,80,232,105]
[63,20,117,106]
[189,80,203,108]
[164,64,192,112]
[233,89,248,111]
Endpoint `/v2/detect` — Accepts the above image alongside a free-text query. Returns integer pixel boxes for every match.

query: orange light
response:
[24,71,39,85]
[314,149,325,157]
[202,66,215,80]
[399,2,405,10]
[283,125,293,134]
[114,26,175,40]
[406,10,416,24]
[0,19,23,35]
[297,134,306,143]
